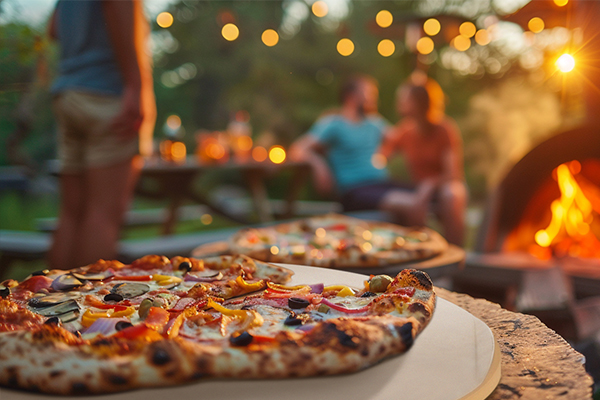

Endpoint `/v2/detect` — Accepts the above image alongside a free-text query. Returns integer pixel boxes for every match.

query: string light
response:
[475,29,490,46]
[554,0,568,6]
[222,23,239,41]
[269,146,286,164]
[556,53,575,72]
[337,38,355,56]
[416,37,434,55]
[261,29,279,47]
[376,10,393,28]
[453,35,471,51]
[312,1,328,18]
[459,22,476,38]
[252,146,268,162]
[423,18,441,36]
[377,39,395,57]
[156,12,173,28]
[528,17,545,33]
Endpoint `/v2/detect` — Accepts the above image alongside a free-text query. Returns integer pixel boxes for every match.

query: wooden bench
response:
[0,228,239,277]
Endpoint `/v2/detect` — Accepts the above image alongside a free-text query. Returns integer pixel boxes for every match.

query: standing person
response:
[47,0,156,270]
[380,80,467,246]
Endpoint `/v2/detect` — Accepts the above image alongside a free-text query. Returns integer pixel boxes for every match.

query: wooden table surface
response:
[438,287,594,399]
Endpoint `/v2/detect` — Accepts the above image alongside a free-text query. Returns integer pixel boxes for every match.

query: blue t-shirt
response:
[51,0,123,95]
[308,115,390,192]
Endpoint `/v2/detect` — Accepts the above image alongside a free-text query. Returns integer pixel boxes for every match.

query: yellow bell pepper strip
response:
[81,309,111,328]
[235,276,265,292]
[208,298,264,335]
[166,308,198,338]
[81,307,135,328]
[324,285,356,296]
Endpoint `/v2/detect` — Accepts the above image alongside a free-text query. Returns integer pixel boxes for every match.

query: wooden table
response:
[438,287,594,399]
[136,157,310,234]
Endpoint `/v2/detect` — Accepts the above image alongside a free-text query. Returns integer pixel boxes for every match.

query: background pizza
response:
[229,214,448,268]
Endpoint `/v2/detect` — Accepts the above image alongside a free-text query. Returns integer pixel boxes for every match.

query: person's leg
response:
[436,180,468,246]
[379,181,436,226]
[47,173,86,270]
[72,158,140,267]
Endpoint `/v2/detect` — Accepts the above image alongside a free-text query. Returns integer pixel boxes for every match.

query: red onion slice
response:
[82,318,127,337]
[308,283,324,294]
[320,298,370,314]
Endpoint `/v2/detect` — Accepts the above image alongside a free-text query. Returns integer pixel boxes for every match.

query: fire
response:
[533,161,600,258]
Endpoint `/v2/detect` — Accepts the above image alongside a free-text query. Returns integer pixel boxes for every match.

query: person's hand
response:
[110,86,143,139]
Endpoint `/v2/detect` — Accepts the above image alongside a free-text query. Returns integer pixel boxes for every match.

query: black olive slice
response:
[178,261,192,272]
[44,316,61,326]
[229,331,253,346]
[288,297,310,309]
[51,275,83,291]
[111,282,150,299]
[0,287,9,298]
[115,321,134,331]
[360,291,377,298]
[34,299,80,317]
[31,269,49,276]
[284,315,302,326]
[104,293,124,302]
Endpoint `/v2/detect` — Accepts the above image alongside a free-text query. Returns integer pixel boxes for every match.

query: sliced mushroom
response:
[184,271,223,282]
[28,293,80,308]
[71,271,114,282]
[33,299,80,317]
[111,282,150,299]
[58,310,80,323]
[51,275,83,291]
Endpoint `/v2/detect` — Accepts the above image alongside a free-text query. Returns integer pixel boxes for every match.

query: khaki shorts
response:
[53,90,139,173]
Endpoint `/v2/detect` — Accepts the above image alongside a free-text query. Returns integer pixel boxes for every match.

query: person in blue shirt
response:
[47,0,155,270]
[291,75,422,219]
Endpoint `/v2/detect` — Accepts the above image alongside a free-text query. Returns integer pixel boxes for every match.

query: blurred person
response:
[380,80,467,246]
[47,0,156,270]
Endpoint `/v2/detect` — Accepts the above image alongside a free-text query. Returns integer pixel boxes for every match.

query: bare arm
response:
[380,124,403,159]
[289,135,335,196]
[102,0,143,139]
[440,119,464,181]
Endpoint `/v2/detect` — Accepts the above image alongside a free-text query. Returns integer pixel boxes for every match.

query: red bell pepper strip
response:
[112,274,153,281]
[84,295,130,311]
[112,324,163,342]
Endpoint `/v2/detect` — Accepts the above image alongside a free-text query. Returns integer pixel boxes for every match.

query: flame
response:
[533,162,599,257]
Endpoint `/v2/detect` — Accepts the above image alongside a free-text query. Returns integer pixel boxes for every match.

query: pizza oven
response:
[455,124,600,341]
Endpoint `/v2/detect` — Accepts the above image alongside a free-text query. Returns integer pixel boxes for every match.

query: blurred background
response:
[0,0,589,265]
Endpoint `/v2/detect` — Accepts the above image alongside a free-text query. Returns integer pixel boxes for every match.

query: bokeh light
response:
[475,29,490,46]
[200,214,213,225]
[171,142,187,161]
[312,1,328,18]
[269,146,286,164]
[166,115,181,130]
[554,0,568,6]
[156,12,173,29]
[261,29,279,47]
[556,53,575,72]
[416,37,434,55]
[222,23,239,41]
[337,38,355,56]
[371,153,387,169]
[375,10,393,28]
[459,22,476,38]
[453,35,471,51]
[423,18,441,36]
[528,17,545,33]
[237,136,253,151]
[252,146,268,162]
[377,39,395,57]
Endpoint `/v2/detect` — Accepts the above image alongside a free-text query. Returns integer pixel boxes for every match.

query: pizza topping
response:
[18,275,53,293]
[111,282,150,299]
[284,314,303,326]
[235,276,265,292]
[319,298,370,314]
[51,274,83,291]
[144,307,170,331]
[103,293,124,302]
[0,287,10,298]
[32,299,80,317]
[83,317,126,338]
[31,269,50,276]
[44,316,60,325]
[184,271,223,282]
[112,324,163,342]
[115,321,133,331]
[177,261,192,273]
[360,291,377,297]
[29,292,80,308]
[81,306,135,328]
[152,274,183,287]
[112,274,153,281]
[229,331,253,346]
[288,297,310,309]
[71,271,114,282]
[368,275,393,292]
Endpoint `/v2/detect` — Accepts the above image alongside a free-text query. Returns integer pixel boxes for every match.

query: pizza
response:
[0,254,436,395]
[229,214,448,268]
